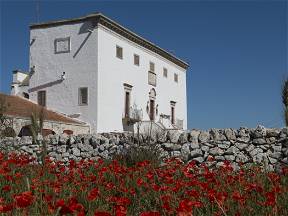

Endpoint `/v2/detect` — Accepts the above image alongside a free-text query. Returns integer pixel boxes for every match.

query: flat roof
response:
[30,13,189,69]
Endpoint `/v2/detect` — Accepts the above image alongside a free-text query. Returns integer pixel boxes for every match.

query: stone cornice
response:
[30,13,189,70]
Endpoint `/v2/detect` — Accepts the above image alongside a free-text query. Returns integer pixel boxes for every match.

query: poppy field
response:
[0,151,288,216]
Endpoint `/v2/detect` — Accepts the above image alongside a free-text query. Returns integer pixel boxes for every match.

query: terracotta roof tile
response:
[0,93,84,125]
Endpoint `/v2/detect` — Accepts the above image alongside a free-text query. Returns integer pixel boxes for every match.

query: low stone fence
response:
[0,126,288,171]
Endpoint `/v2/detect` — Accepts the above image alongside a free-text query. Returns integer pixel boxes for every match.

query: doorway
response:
[149,99,155,121]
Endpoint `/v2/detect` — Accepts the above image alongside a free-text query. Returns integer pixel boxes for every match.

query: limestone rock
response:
[201,145,210,153]
[215,156,225,161]
[167,130,181,143]
[190,149,202,159]
[235,142,248,150]
[58,134,69,145]
[210,129,227,141]
[189,130,200,144]
[209,147,224,156]
[171,151,181,157]
[72,147,80,157]
[250,148,263,157]
[236,152,249,163]
[217,141,230,149]
[251,125,267,138]
[192,156,204,163]
[224,155,235,161]
[198,131,210,143]
[225,146,239,155]
[178,132,188,144]
[252,138,266,145]
[224,128,236,140]
[162,143,181,151]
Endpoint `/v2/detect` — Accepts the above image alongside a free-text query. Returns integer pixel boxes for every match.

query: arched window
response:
[18,125,32,137]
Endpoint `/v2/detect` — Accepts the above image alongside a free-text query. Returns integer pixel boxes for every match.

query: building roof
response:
[30,13,189,70]
[0,93,85,125]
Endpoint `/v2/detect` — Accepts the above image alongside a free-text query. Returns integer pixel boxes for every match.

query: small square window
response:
[79,87,88,105]
[149,62,155,72]
[116,46,123,59]
[163,68,168,78]
[134,54,140,66]
[174,73,178,83]
[54,37,70,54]
[37,91,46,107]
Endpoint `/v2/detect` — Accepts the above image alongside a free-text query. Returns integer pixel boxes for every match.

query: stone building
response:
[11,12,189,133]
[0,93,89,136]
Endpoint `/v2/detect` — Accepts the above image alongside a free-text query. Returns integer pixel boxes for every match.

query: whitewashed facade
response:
[16,13,189,133]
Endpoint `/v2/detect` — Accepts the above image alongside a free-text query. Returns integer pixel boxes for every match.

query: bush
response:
[113,142,163,167]
[1,127,16,138]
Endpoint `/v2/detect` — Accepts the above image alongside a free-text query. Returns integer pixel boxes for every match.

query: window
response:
[170,101,176,125]
[149,62,155,72]
[54,37,70,54]
[174,73,178,83]
[37,91,46,107]
[163,68,168,78]
[134,54,140,66]
[124,91,130,118]
[123,83,133,118]
[116,46,123,59]
[79,87,88,105]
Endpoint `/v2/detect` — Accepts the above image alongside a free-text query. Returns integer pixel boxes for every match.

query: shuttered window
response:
[79,87,88,105]
[174,73,178,83]
[149,62,155,72]
[37,91,46,107]
[134,54,140,66]
[163,68,168,78]
[116,46,123,59]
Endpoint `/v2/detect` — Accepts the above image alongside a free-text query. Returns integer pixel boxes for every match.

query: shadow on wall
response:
[73,21,96,58]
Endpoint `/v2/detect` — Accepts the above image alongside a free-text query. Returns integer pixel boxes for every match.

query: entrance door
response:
[171,106,175,125]
[149,99,155,121]
[125,91,130,118]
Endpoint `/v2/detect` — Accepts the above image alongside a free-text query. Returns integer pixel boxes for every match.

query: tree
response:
[282,78,288,126]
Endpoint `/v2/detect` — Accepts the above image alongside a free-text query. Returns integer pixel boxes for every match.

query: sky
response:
[0,0,287,130]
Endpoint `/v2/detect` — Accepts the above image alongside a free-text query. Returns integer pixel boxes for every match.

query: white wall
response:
[11,72,29,97]
[97,25,187,132]
[28,20,187,133]
[29,21,99,131]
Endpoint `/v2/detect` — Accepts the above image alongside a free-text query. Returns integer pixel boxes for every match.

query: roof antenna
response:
[36,0,40,23]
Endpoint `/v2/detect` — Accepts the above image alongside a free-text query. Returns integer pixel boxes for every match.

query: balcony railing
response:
[148,71,157,87]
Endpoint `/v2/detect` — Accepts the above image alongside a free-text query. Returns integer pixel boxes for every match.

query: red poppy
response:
[140,211,161,216]
[87,188,100,201]
[94,211,112,216]
[14,191,34,208]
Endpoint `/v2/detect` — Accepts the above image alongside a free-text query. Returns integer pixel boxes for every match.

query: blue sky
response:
[0,0,287,130]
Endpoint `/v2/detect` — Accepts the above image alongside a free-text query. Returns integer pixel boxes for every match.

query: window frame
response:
[37,90,46,107]
[116,45,123,59]
[149,61,155,72]
[163,67,168,78]
[174,73,178,83]
[78,87,88,106]
[134,54,140,66]
[54,37,71,54]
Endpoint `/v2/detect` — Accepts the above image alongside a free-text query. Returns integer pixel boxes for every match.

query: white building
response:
[12,13,189,133]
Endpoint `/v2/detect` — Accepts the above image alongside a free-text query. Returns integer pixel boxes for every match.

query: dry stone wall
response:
[0,125,288,171]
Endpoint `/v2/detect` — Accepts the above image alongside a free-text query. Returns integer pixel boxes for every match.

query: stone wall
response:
[0,126,288,171]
